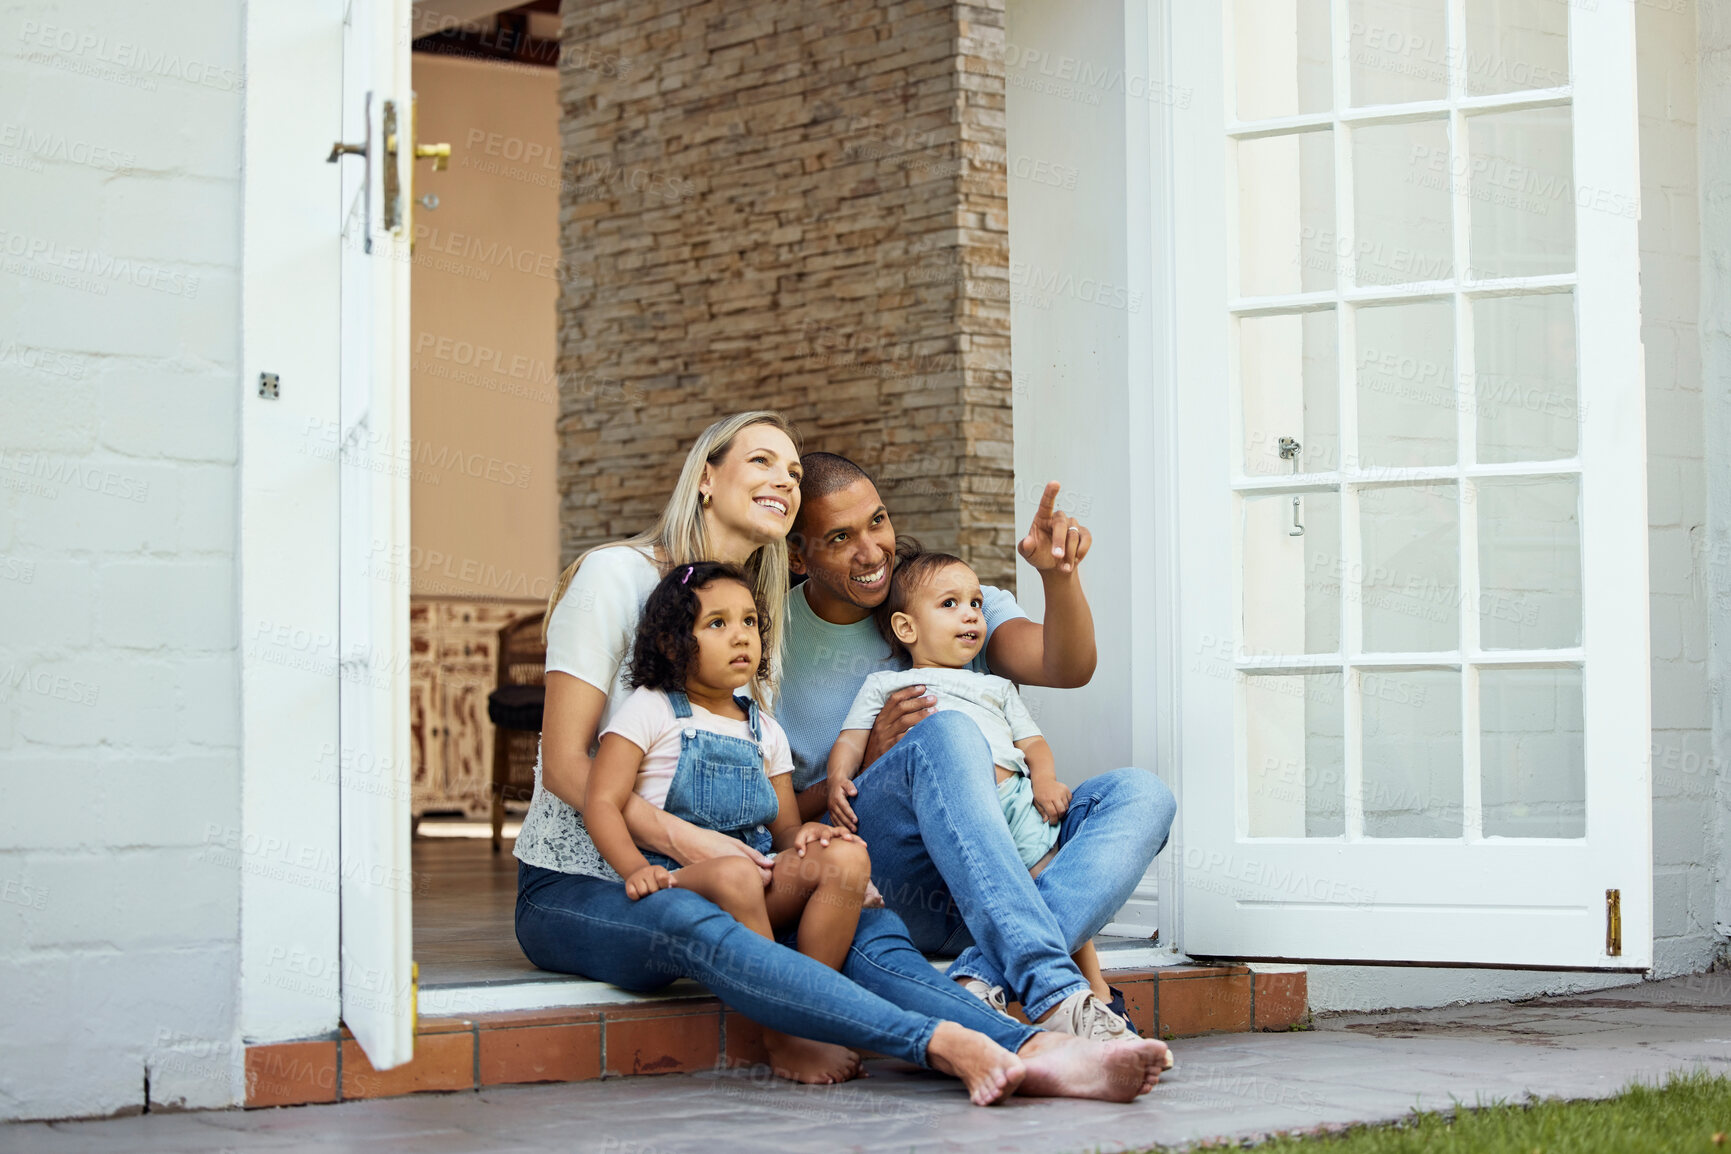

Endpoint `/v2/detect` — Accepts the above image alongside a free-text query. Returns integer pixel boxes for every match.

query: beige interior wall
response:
[408,53,559,601]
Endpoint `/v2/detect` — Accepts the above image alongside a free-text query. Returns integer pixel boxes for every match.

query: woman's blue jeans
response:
[516,862,1039,1066]
[851,711,1177,1022]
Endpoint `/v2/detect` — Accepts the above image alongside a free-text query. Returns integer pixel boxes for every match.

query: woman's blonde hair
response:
[544,410,801,698]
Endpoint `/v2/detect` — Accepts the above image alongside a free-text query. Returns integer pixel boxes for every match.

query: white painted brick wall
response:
[0,0,245,1121]
[1637,0,1723,979]
[1701,0,1731,953]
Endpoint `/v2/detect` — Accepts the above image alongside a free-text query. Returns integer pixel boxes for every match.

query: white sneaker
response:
[958,978,1012,1017]
[1038,988,1135,1042]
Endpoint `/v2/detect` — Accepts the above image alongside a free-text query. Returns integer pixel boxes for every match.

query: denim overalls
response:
[642,689,779,869]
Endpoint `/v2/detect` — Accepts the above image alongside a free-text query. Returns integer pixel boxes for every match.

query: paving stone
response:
[6,976,1731,1153]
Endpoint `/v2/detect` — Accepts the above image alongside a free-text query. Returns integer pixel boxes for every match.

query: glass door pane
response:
[1479,666,1585,837]
[1463,0,1570,96]
[1473,291,1578,462]
[1241,310,1339,475]
[1468,105,1575,278]
[1362,669,1463,837]
[1239,131,1335,296]
[1235,0,1333,119]
[1349,0,1448,104]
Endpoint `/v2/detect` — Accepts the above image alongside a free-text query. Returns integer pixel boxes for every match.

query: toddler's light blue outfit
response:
[841,666,1058,869]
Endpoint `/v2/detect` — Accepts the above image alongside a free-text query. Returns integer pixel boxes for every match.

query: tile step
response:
[246,960,1307,1108]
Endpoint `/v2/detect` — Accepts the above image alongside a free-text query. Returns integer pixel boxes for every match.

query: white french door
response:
[1171,0,1650,967]
[336,0,417,1066]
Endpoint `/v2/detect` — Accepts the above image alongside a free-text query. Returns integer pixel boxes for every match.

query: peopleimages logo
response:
[0,449,150,501]
[0,229,200,298]
[1008,260,1142,313]
[0,665,100,707]
[16,20,243,92]
[0,122,135,172]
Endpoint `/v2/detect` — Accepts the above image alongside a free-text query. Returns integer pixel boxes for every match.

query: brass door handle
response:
[327,141,367,162]
[414,142,451,171]
[378,98,452,237]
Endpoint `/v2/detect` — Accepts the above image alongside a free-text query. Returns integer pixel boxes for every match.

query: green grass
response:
[1207,1070,1731,1153]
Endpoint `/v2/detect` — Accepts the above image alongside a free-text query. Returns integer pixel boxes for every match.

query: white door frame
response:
[335,0,418,1069]
[238,0,346,1052]
[1167,0,1652,969]
[238,0,419,1071]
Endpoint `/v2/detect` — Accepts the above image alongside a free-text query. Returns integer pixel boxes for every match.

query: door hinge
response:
[410,960,419,1037]
[1605,888,1621,957]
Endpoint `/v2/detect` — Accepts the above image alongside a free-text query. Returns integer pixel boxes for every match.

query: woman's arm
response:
[541,672,770,870]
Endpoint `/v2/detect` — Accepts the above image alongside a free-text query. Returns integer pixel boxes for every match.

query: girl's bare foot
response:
[926,1021,1026,1106]
[762,1030,862,1084]
[1015,1032,1170,1101]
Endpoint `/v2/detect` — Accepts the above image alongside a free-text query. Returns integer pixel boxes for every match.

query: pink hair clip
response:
[681,565,694,584]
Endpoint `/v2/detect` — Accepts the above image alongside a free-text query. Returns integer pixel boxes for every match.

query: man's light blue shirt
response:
[775,580,1029,792]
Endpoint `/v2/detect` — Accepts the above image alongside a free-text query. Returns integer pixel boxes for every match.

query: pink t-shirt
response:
[601,686,794,809]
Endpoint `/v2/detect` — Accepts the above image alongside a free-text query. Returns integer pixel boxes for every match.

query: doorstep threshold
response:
[418,937,1190,1018]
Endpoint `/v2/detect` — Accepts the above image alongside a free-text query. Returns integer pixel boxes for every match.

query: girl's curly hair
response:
[626,561,771,693]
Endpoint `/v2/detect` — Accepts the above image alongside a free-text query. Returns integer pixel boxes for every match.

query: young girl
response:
[585,561,873,973]
[825,544,1119,1015]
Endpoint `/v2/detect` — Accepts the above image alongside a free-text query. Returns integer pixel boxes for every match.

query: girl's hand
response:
[624,864,674,901]
[1032,778,1072,825]
[673,823,775,885]
[827,775,860,832]
[793,821,865,857]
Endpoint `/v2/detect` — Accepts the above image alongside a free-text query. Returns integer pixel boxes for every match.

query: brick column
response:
[556,0,1015,588]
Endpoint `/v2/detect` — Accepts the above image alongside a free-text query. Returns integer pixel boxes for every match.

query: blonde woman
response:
[513,411,1168,1103]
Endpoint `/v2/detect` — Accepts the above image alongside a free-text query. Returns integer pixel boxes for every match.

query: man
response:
[777,452,1177,1041]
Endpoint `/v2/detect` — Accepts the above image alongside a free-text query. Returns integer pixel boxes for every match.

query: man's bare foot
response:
[926,1021,1025,1106]
[762,1030,861,1084]
[1015,1032,1170,1102]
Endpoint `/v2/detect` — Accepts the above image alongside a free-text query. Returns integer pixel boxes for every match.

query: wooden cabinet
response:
[409,596,541,818]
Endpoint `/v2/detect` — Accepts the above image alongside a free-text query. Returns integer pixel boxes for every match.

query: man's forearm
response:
[1038,569,1097,686]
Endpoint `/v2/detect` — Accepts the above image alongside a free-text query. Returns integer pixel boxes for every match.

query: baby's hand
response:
[1033,778,1072,825]
[624,863,674,901]
[793,821,865,857]
[828,774,860,833]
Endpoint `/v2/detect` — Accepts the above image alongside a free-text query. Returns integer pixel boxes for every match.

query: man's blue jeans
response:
[852,711,1176,1022]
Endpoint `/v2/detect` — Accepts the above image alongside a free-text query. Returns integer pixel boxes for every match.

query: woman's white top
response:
[512,544,661,879]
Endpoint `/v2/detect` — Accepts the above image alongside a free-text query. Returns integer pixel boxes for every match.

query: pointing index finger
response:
[1034,480,1060,523]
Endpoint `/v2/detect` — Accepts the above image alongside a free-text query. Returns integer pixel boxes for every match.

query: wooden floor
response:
[412,825,543,987]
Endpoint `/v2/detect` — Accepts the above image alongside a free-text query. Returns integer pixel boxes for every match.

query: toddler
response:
[824,544,1113,1007]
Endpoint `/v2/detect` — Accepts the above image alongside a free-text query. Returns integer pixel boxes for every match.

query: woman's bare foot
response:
[1015,1032,1170,1101]
[762,1030,862,1085]
[926,1021,1026,1106]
